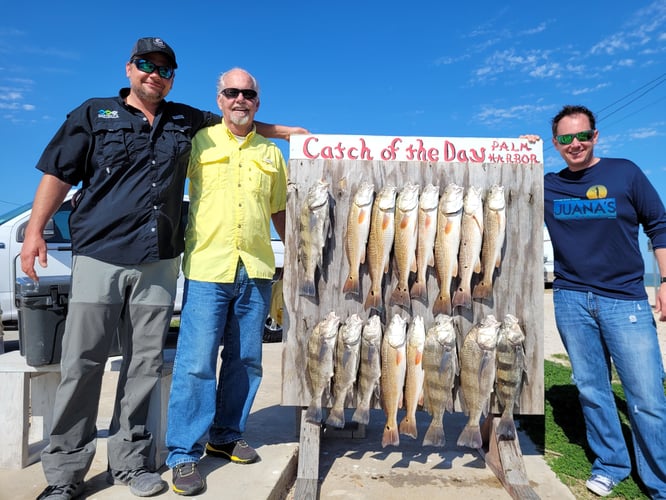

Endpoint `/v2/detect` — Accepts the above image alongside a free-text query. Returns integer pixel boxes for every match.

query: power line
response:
[596,73,666,124]
[595,72,666,117]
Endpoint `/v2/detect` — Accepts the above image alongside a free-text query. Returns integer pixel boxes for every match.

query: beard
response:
[229,113,251,126]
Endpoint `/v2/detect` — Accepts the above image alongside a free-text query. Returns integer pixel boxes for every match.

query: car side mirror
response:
[16,219,55,243]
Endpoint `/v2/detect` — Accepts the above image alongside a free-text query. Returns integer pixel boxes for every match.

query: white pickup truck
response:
[0,191,284,332]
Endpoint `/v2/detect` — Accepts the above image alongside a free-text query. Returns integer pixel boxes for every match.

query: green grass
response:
[519,359,652,499]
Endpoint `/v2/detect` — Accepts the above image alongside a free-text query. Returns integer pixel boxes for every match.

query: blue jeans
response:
[553,288,666,498]
[165,264,272,467]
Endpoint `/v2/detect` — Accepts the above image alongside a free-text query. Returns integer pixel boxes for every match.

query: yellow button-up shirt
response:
[183,121,287,282]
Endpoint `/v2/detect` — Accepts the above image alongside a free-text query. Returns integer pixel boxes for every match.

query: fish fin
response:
[422,422,446,447]
[305,401,322,424]
[389,285,411,308]
[432,292,452,316]
[456,424,483,449]
[410,259,418,273]
[496,414,517,440]
[473,257,482,274]
[451,288,471,309]
[325,410,345,429]
[300,280,317,298]
[351,406,369,425]
[360,247,367,265]
[342,275,359,296]
[364,288,383,311]
[381,425,400,448]
[398,416,418,439]
[410,281,427,303]
[472,281,491,299]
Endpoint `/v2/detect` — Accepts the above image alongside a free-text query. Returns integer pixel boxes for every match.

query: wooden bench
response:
[0,349,175,470]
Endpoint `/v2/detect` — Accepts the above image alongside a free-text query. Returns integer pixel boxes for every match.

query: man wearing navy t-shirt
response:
[544,104,666,498]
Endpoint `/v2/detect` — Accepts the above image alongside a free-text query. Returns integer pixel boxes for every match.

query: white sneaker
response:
[586,474,617,497]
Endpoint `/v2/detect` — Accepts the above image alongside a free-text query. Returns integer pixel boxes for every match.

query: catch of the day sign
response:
[289,134,543,164]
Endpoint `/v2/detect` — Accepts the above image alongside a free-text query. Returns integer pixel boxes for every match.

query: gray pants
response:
[41,255,179,484]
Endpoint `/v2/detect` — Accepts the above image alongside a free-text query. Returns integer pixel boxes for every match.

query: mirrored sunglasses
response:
[132,59,174,79]
[555,129,595,145]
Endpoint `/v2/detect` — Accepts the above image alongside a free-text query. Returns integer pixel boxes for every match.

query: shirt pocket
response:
[246,158,278,195]
[160,123,193,163]
[92,120,133,174]
[195,150,231,192]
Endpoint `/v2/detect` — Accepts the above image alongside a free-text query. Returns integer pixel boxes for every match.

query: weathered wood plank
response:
[294,408,321,500]
[481,415,541,500]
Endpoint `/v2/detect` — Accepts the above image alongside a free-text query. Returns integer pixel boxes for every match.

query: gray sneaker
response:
[107,467,167,497]
[36,482,84,500]
[172,462,205,496]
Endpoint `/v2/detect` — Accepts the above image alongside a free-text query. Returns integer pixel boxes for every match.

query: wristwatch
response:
[662,277,666,284]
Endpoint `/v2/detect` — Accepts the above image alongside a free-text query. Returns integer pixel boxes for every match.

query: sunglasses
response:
[555,129,595,145]
[131,59,174,79]
[220,88,258,100]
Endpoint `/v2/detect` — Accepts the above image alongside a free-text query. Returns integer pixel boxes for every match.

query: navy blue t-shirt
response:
[544,157,666,299]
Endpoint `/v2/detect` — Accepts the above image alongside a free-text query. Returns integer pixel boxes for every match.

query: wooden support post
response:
[294,408,321,500]
[480,415,540,500]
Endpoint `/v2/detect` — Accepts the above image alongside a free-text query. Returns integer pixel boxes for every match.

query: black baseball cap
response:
[130,37,178,68]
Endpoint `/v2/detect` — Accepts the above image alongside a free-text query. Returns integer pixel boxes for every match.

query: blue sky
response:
[1,0,665,266]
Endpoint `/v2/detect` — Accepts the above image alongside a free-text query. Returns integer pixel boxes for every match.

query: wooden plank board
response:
[481,415,541,500]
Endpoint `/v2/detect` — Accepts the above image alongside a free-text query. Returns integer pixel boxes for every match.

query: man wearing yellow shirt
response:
[165,68,287,496]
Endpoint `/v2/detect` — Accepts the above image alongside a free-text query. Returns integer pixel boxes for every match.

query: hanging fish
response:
[422,314,458,447]
[342,182,375,298]
[351,315,383,425]
[364,186,397,311]
[326,314,364,428]
[299,180,331,298]
[452,186,483,310]
[305,311,340,423]
[389,183,420,309]
[398,315,426,439]
[432,183,464,316]
[457,315,501,449]
[411,183,439,305]
[380,314,407,447]
[473,184,506,300]
[495,313,528,440]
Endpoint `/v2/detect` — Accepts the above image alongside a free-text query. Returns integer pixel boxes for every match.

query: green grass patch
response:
[519,360,651,499]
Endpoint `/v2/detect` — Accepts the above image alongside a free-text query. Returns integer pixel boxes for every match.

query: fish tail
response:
[364,287,383,311]
[342,274,360,296]
[422,422,446,447]
[451,287,472,309]
[472,280,492,299]
[389,285,411,308]
[325,409,346,429]
[456,423,483,449]
[432,292,452,316]
[300,280,317,298]
[351,405,369,425]
[496,414,517,441]
[305,402,323,424]
[398,415,418,439]
[381,425,400,448]
[410,280,427,304]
